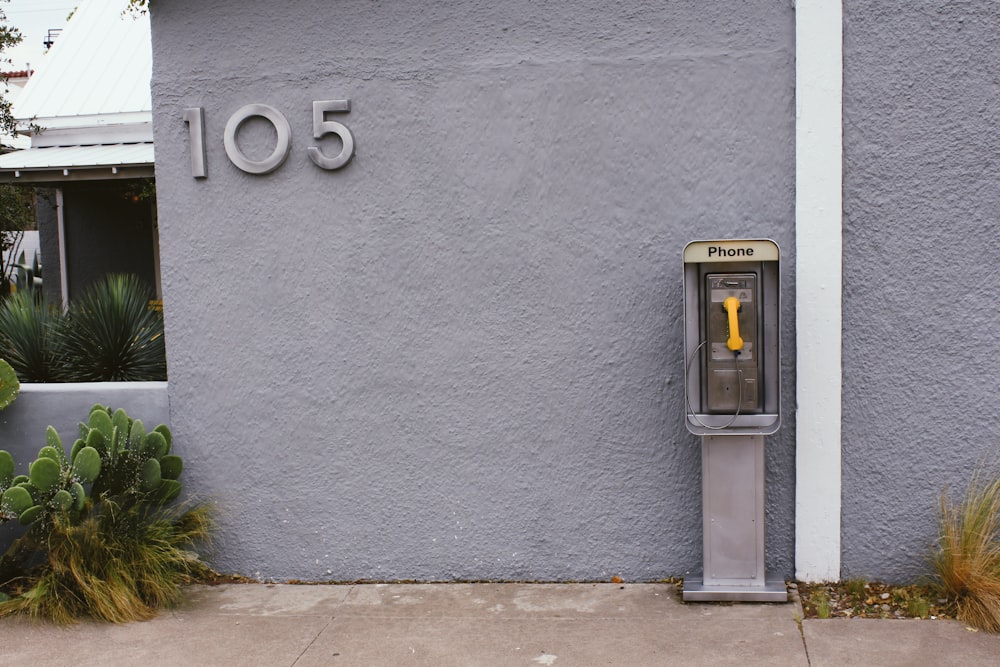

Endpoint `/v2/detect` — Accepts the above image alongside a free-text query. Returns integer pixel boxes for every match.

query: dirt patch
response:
[798,580,956,620]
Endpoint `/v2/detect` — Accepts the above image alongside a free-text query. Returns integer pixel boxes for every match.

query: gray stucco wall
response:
[842,2,1000,582]
[150,0,795,581]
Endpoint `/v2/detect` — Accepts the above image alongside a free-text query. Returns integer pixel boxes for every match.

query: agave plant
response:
[0,291,61,382]
[57,274,166,381]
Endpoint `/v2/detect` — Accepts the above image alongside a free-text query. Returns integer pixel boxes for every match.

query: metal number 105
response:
[183,100,355,178]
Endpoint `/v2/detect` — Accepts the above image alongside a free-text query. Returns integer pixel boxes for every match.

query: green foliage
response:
[58,274,167,381]
[932,468,1000,632]
[0,274,167,382]
[0,501,212,624]
[0,1,22,138]
[0,292,60,381]
[0,405,210,623]
[0,187,39,300]
[0,357,17,408]
[11,248,42,295]
[845,577,867,603]
[0,449,13,483]
[907,595,931,619]
[811,590,832,619]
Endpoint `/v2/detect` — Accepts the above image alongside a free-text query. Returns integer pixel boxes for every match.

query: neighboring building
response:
[0,0,158,306]
[2,69,33,150]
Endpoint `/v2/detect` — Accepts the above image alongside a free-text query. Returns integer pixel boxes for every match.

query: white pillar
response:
[795,0,843,582]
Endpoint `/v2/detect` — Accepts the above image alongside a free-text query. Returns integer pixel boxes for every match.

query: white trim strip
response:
[795,0,843,582]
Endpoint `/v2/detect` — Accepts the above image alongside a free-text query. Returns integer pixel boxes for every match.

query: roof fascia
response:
[0,164,154,184]
[29,119,154,148]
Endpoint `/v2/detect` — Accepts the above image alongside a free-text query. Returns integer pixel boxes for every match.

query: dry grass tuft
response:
[933,469,1000,632]
[0,501,212,624]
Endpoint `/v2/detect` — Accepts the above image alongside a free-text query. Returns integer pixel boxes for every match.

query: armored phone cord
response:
[684,341,744,431]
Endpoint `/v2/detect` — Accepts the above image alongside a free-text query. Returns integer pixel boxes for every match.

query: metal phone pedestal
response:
[682,434,787,602]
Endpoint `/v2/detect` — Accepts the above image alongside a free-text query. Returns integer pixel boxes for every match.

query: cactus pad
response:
[70,438,86,462]
[0,450,14,485]
[88,409,114,441]
[37,446,62,463]
[45,425,64,452]
[85,428,108,455]
[52,489,73,511]
[18,504,43,525]
[0,359,19,410]
[145,431,168,459]
[69,481,86,510]
[129,419,146,445]
[3,485,34,515]
[153,424,172,454]
[72,446,102,484]
[159,455,183,481]
[29,457,61,491]
[140,458,161,491]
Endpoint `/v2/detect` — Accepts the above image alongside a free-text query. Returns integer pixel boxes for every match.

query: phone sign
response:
[683,239,780,263]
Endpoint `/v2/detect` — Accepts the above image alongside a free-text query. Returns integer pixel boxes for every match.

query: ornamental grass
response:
[932,468,1000,632]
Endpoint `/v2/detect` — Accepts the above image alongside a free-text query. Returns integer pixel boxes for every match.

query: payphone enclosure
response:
[683,240,780,436]
[681,239,785,602]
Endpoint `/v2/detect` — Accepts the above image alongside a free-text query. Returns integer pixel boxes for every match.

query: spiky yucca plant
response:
[58,274,166,381]
[933,469,1000,632]
[0,500,212,624]
[0,291,61,382]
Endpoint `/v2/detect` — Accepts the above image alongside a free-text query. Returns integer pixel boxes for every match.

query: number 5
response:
[308,100,355,170]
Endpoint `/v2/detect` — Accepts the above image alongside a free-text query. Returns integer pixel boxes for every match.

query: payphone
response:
[683,240,780,435]
[681,239,785,602]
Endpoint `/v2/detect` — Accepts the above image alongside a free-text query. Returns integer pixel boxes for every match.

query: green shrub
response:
[58,274,166,381]
[932,468,1000,632]
[0,405,210,623]
[0,292,61,382]
[0,274,167,382]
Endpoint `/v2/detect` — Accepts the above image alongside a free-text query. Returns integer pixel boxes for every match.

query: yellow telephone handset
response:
[723,296,743,352]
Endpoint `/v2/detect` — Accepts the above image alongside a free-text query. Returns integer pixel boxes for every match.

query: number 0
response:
[223,104,292,175]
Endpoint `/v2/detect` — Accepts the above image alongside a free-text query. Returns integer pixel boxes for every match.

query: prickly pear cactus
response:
[0,405,185,530]
[0,359,19,410]
[0,426,103,527]
[82,405,182,505]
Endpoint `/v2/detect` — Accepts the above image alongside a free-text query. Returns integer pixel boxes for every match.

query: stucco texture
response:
[843,2,1000,581]
[150,0,795,581]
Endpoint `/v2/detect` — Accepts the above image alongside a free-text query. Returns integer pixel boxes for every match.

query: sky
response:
[3,0,78,73]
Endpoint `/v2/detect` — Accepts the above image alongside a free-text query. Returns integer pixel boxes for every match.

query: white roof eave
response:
[0,142,155,183]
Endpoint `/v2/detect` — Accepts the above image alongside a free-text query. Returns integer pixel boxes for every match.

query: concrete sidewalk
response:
[2,583,999,666]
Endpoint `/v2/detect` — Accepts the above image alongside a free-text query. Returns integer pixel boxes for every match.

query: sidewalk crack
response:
[290,616,336,666]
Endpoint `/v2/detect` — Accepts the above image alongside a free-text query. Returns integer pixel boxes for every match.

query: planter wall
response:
[0,382,169,474]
